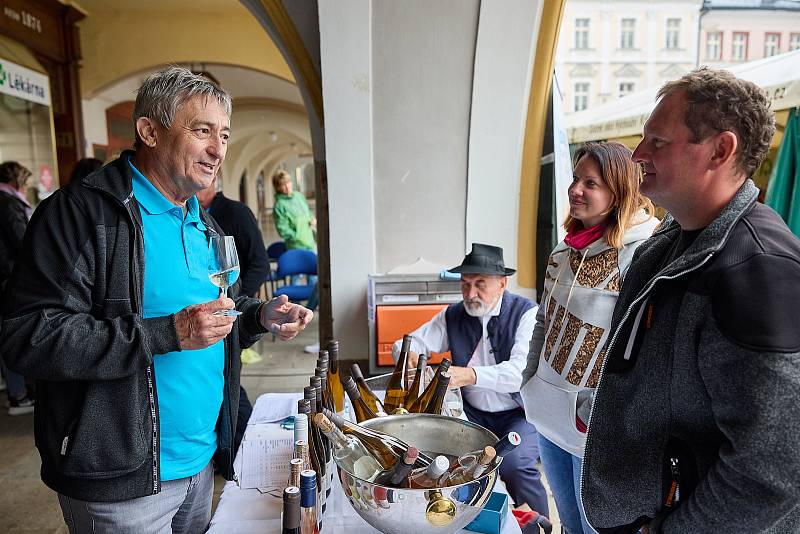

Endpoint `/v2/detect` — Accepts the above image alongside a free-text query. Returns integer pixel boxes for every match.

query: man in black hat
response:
[392,243,549,517]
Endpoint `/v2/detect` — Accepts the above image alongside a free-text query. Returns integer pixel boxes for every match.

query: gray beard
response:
[464,300,491,317]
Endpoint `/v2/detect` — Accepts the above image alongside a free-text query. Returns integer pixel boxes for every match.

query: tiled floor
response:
[0,316,561,532]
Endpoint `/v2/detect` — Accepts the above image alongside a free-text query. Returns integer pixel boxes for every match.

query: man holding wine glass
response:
[0,66,312,534]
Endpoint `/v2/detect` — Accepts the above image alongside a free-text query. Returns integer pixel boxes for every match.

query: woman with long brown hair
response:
[520,142,657,533]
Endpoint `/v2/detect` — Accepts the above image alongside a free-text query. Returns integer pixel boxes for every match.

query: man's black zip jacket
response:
[0,152,266,502]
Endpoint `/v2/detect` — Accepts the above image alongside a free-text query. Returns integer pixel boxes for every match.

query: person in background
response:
[0,161,35,415]
[272,169,319,353]
[582,68,800,532]
[0,66,312,534]
[272,169,316,252]
[393,243,550,518]
[69,158,103,183]
[197,173,270,453]
[520,142,657,534]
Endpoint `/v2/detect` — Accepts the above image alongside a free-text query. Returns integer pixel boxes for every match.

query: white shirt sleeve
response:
[472,305,538,393]
[391,308,450,361]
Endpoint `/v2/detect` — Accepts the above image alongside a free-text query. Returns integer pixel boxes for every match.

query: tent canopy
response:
[566,50,800,143]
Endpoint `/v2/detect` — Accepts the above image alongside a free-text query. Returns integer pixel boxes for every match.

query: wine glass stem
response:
[221,286,228,299]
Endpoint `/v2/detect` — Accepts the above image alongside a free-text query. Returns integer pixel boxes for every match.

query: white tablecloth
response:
[208,393,522,534]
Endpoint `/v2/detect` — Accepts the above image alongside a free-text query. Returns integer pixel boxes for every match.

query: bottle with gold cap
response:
[342,375,379,422]
[383,334,412,413]
[350,363,385,414]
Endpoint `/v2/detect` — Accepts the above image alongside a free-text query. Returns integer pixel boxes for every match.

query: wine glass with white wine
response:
[208,235,242,317]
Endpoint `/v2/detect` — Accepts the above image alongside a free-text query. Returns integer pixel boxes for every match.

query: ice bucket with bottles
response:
[334,413,500,534]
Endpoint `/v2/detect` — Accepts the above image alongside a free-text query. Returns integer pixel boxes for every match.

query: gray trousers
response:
[58,461,214,534]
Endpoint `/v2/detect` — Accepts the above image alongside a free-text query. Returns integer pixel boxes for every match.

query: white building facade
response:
[556,0,702,113]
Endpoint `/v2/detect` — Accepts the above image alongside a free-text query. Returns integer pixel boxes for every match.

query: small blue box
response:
[465,492,509,534]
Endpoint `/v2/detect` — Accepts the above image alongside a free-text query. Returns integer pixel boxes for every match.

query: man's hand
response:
[448,366,477,388]
[407,351,420,369]
[175,298,236,350]
[260,294,313,340]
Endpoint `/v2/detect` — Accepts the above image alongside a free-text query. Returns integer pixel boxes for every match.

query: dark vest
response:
[445,291,534,409]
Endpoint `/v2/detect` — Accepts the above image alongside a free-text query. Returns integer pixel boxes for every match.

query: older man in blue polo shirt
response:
[0,66,312,534]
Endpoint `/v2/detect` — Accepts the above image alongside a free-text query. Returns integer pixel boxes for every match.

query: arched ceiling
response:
[71,0,295,96]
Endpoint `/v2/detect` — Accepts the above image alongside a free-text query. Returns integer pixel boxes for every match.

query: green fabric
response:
[273,191,316,250]
[766,109,800,236]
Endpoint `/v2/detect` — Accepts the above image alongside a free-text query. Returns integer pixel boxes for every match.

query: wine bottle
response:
[342,375,379,422]
[408,358,451,413]
[421,371,451,415]
[294,413,309,443]
[314,368,336,414]
[314,413,383,482]
[404,353,429,408]
[408,455,450,489]
[445,446,496,486]
[322,408,433,468]
[308,380,332,502]
[298,397,326,514]
[327,339,346,412]
[373,447,418,486]
[350,363,385,414]
[298,397,325,481]
[454,432,522,469]
[300,470,320,534]
[383,334,412,413]
[289,457,304,488]
[283,485,301,534]
[294,440,312,471]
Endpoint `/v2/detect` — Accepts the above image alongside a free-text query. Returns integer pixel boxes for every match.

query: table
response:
[208,393,522,533]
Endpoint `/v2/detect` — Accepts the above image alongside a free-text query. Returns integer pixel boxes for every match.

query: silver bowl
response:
[335,414,500,534]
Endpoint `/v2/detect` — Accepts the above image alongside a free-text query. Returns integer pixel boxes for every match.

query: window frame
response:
[731,31,749,61]
[574,82,590,112]
[706,31,722,60]
[574,18,590,50]
[764,32,781,57]
[791,33,800,51]
[665,18,681,50]
[620,18,637,50]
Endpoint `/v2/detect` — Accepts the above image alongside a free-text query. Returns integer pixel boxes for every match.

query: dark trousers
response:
[463,400,550,517]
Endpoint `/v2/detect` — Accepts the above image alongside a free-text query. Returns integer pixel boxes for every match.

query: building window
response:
[665,18,680,49]
[732,32,748,61]
[619,82,635,97]
[764,33,781,57]
[574,83,589,111]
[620,19,636,49]
[791,33,800,51]
[706,32,722,59]
[575,18,590,49]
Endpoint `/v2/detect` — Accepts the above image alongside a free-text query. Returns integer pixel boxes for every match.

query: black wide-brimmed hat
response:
[447,243,516,276]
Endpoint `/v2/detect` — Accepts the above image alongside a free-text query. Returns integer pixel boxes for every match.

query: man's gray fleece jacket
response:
[582,180,800,533]
[0,153,266,502]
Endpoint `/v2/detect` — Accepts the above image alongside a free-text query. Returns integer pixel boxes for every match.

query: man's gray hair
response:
[133,65,232,149]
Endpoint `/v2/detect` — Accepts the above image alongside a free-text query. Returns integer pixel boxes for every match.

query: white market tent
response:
[566,50,800,144]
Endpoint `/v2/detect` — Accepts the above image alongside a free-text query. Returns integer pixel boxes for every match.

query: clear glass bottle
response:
[408,454,450,489]
[300,470,320,534]
[288,457,304,488]
[444,446,496,486]
[383,334,412,413]
[323,408,432,469]
[294,440,312,472]
[453,432,522,469]
[314,413,383,482]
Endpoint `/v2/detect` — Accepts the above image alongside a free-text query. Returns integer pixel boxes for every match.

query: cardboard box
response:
[465,491,509,534]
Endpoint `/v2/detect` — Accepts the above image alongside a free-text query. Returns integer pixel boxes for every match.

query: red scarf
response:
[564,222,605,250]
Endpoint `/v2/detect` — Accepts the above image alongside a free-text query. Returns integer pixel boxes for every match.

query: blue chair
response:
[263,241,288,297]
[273,249,317,303]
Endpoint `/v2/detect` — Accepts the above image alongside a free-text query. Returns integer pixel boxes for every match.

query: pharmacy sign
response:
[0,58,50,106]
